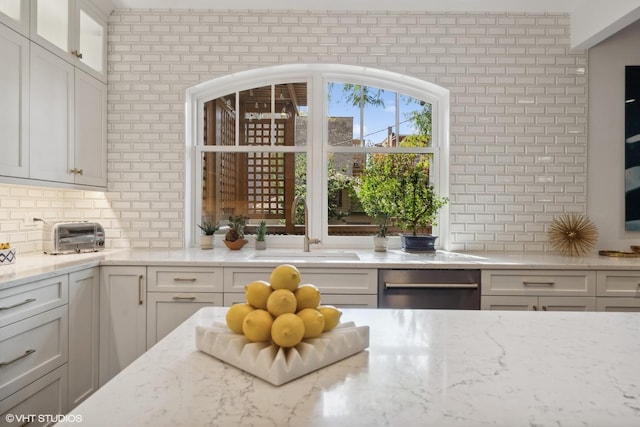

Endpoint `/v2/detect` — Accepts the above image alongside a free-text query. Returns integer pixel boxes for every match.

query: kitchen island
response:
[54,307,640,427]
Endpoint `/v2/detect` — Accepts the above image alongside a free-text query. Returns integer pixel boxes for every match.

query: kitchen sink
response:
[249,250,360,262]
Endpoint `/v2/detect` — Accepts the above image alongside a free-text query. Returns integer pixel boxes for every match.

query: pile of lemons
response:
[226,264,342,348]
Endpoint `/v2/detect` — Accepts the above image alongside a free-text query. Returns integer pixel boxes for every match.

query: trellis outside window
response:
[185,64,450,249]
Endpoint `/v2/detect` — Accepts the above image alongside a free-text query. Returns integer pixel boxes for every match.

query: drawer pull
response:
[172,296,197,301]
[138,275,144,305]
[0,349,36,367]
[384,283,479,289]
[0,298,36,311]
[523,281,555,287]
[173,278,197,282]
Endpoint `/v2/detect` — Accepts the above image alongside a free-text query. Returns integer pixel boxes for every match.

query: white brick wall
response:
[0,10,588,253]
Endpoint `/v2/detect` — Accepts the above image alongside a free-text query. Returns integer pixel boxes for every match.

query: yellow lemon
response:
[244,280,272,309]
[294,284,321,310]
[225,303,255,334]
[296,308,325,338]
[242,309,273,342]
[266,289,297,317]
[318,305,342,332]
[271,313,305,348]
[270,264,301,291]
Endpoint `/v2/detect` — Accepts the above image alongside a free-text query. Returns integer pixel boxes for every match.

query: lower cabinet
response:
[68,267,100,409]
[596,271,640,312]
[481,270,597,312]
[222,267,378,308]
[146,292,222,348]
[99,266,146,386]
[481,295,596,311]
[0,365,68,427]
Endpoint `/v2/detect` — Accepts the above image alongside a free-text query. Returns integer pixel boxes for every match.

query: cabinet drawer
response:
[0,306,68,400]
[596,297,640,312]
[596,271,640,296]
[0,364,68,426]
[481,270,595,296]
[224,268,377,294]
[147,267,223,292]
[0,275,68,327]
[146,292,223,348]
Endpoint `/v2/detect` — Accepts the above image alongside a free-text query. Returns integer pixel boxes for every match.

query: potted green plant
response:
[224,215,248,250]
[255,221,267,250]
[197,214,219,250]
[355,151,447,253]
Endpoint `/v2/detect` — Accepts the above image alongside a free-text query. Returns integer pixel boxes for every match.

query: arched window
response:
[186,64,450,249]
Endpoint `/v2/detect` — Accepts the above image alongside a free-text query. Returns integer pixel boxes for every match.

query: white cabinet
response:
[0,306,68,401]
[146,266,224,347]
[0,365,68,427]
[99,266,146,386]
[0,23,29,179]
[0,0,30,35]
[596,271,640,312]
[481,295,596,311]
[147,292,223,348]
[29,42,106,188]
[0,273,69,420]
[68,267,99,409]
[481,270,596,311]
[30,0,107,82]
[223,267,378,307]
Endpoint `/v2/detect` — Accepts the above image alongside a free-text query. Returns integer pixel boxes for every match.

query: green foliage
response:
[256,221,267,242]
[197,214,219,235]
[294,154,354,224]
[340,84,385,108]
[225,215,247,241]
[355,150,447,236]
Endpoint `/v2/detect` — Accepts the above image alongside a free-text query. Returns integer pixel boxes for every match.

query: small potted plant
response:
[391,157,447,252]
[224,215,248,250]
[197,214,219,250]
[255,221,267,250]
[355,151,447,253]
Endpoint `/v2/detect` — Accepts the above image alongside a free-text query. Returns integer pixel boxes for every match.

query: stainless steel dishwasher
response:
[378,269,481,309]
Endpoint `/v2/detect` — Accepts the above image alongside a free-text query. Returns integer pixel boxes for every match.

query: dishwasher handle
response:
[384,282,479,290]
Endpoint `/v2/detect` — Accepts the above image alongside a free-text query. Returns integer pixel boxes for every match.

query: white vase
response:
[255,240,267,250]
[200,235,214,250]
[373,236,388,252]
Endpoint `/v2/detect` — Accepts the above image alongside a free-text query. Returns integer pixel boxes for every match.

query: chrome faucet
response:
[292,195,320,252]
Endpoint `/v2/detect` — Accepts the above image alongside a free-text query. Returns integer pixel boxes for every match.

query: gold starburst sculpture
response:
[548,213,599,256]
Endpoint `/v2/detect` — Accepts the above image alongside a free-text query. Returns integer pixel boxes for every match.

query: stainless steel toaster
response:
[43,221,105,254]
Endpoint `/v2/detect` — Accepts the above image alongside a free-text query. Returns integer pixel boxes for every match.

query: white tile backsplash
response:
[0,10,588,253]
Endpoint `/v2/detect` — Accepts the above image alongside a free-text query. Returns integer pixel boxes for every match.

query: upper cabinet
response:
[30,0,107,82]
[0,0,30,35]
[0,23,29,179]
[0,0,108,190]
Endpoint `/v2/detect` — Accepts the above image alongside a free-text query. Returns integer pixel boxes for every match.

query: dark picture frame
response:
[625,66,640,231]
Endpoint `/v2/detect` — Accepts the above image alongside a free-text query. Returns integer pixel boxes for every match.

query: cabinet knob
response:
[72,49,83,59]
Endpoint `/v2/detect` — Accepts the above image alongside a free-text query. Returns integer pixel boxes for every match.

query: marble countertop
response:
[57,307,640,427]
[2,247,640,290]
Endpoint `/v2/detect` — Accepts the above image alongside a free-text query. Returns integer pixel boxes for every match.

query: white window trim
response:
[185,64,450,250]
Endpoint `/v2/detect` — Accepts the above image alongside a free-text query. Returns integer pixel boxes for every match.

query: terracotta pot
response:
[224,239,248,250]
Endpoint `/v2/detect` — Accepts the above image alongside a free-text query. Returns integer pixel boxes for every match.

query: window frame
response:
[185,64,450,249]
